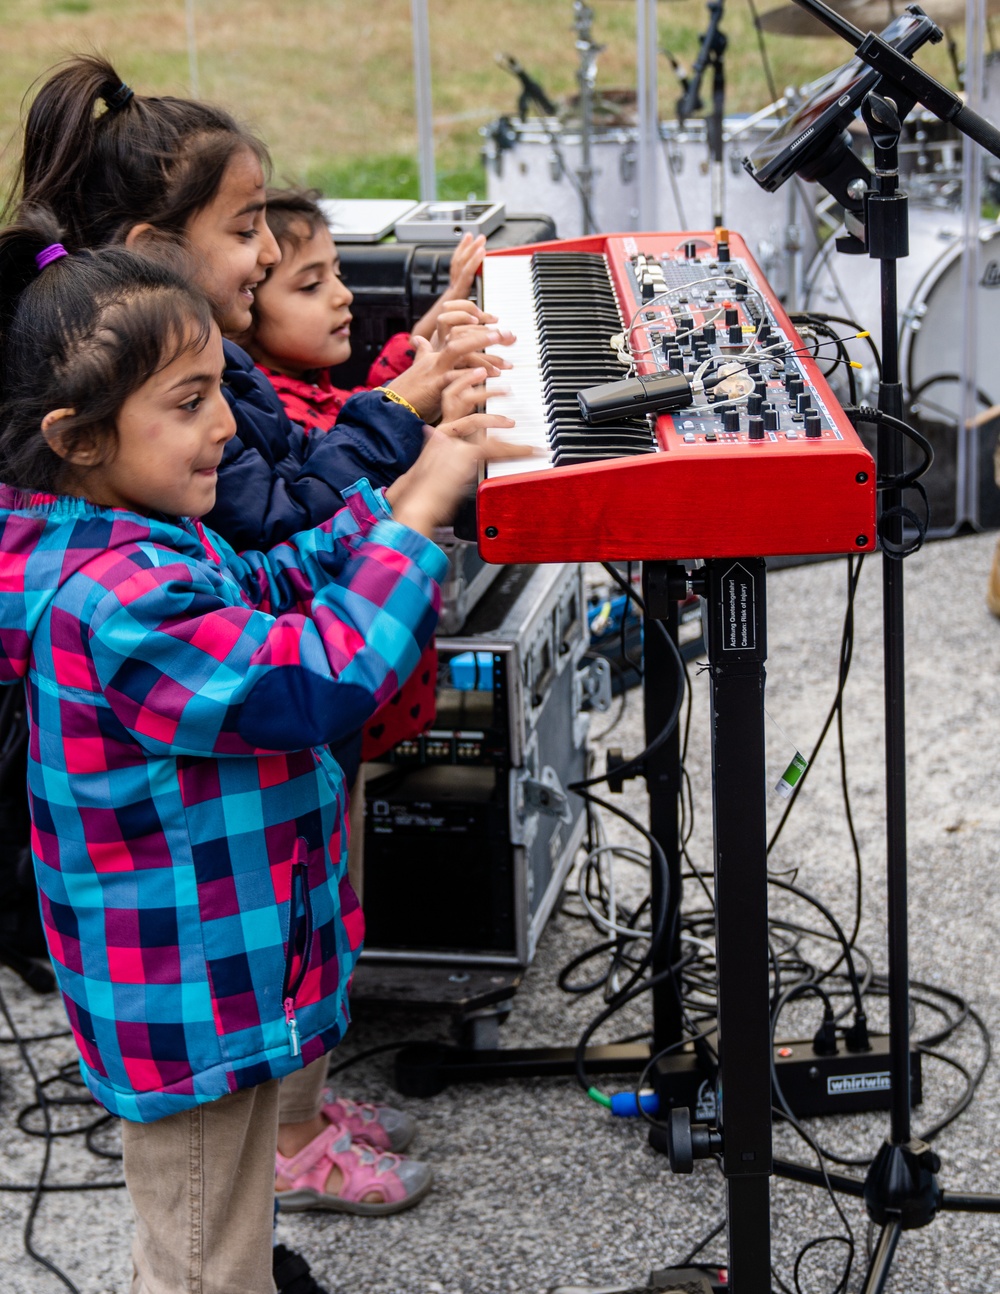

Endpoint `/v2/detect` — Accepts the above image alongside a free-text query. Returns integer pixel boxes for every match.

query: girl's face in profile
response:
[184,149,281,335]
[59,325,236,518]
[250,220,355,378]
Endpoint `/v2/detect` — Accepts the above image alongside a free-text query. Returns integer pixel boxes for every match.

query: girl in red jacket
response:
[247,187,489,432]
[243,188,502,757]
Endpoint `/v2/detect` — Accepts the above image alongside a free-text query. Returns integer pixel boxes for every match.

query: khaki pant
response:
[120,769,366,1292]
[122,1081,280,1294]
[122,1058,333,1294]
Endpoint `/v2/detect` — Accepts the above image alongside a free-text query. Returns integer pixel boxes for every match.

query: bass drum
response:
[658,117,820,305]
[803,206,1000,534]
[483,115,819,302]
[484,118,640,240]
[803,205,1000,417]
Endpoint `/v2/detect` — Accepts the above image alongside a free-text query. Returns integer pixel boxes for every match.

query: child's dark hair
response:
[7,54,270,249]
[0,207,215,494]
[263,187,327,256]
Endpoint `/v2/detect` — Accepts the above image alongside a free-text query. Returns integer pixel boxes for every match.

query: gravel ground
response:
[2,531,1000,1294]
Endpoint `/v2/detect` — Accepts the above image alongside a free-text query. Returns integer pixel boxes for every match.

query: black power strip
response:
[651,1033,922,1121]
[772,1033,923,1118]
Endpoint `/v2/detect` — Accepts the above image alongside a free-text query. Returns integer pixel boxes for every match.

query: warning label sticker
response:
[722,564,756,652]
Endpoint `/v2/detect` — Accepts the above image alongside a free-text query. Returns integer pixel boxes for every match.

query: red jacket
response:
[258,334,416,435]
[257,335,436,760]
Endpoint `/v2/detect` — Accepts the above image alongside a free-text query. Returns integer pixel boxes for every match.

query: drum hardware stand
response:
[676,0,729,228]
[572,1,603,235]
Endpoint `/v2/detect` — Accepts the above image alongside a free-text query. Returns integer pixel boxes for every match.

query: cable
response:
[0,978,87,1293]
[568,564,687,793]
[563,554,993,1292]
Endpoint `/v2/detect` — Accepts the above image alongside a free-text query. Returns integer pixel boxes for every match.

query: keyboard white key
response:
[482,256,553,478]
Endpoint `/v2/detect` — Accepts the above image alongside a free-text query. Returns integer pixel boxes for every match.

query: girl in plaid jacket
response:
[7,56,516,1289]
[0,219,518,1294]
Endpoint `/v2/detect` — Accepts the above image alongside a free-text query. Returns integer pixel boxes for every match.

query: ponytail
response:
[0,206,70,373]
[8,54,270,249]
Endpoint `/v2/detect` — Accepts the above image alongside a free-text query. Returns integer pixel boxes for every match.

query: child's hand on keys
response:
[437,366,514,440]
[387,325,515,423]
[410,233,488,341]
[385,424,527,538]
[431,299,498,349]
[447,232,487,298]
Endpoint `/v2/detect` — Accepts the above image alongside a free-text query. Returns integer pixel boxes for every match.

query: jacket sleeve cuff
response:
[342,477,394,526]
[366,516,450,585]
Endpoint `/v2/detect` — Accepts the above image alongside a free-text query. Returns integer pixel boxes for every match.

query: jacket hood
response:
[0,486,210,686]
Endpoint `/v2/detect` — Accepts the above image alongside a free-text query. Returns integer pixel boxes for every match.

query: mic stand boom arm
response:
[677,0,726,126]
[793,0,1000,161]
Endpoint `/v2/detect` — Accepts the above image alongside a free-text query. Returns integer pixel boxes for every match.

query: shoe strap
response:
[276,1124,349,1181]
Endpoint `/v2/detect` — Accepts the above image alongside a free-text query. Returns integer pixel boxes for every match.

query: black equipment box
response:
[330,213,556,388]
[362,562,591,967]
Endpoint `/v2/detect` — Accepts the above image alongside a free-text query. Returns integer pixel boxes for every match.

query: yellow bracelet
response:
[373,386,421,420]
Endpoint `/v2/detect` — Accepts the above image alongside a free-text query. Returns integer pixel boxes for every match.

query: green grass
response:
[306,153,485,202]
[0,0,963,205]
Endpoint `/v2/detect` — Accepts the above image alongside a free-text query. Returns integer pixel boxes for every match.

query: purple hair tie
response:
[35,244,68,272]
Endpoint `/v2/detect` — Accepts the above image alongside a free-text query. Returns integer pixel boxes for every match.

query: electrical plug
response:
[844,1010,872,1053]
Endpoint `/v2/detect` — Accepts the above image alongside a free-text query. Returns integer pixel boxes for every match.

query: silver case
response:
[364,563,590,966]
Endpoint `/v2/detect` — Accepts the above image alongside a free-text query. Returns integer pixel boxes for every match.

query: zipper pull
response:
[283,997,301,1057]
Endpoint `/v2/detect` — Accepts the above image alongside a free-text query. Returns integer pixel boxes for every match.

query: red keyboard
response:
[476,231,876,564]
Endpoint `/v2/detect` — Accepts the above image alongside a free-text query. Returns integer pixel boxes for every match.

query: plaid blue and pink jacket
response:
[0,479,446,1122]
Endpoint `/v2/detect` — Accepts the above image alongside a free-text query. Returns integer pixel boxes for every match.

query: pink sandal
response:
[275,1126,432,1216]
[320,1091,417,1153]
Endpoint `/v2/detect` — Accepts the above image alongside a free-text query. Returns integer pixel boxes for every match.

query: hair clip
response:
[35,244,69,272]
[104,82,134,112]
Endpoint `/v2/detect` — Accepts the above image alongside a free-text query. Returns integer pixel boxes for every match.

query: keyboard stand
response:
[655,557,772,1290]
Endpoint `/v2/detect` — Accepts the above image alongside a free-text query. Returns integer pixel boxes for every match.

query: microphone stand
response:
[677,0,728,226]
[767,4,1000,1289]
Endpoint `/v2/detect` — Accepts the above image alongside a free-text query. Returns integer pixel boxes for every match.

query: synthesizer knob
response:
[805,409,823,437]
[641,276,656,301]
[667,347,684,370]
[723,408,741,434]
[735,281,748,299]
[702,324,717,344]
[753,379,768,398]
[747,393,763,416]
[728,324,743,345]
[679,315,695,334]
[763,404,779,433]
[684,240,698,259]
[786,377,804,399]
[718,243,731,262]
[748,414,765,441]
[725,307,739,327]
[758,324,771,344]
[796,392,812,414]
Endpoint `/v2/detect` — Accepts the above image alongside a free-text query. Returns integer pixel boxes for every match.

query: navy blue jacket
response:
[205,340,427,782]
[206,341,426,551]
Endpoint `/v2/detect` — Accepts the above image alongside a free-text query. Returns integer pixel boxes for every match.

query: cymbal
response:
[756,0,974,38]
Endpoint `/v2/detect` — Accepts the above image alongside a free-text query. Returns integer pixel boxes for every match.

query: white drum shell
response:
[484,117,820,301]
[803,205,1000,418]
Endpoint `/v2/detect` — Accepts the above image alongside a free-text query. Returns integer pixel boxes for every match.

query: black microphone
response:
[495,52,558,118]
[578,372,693,424]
